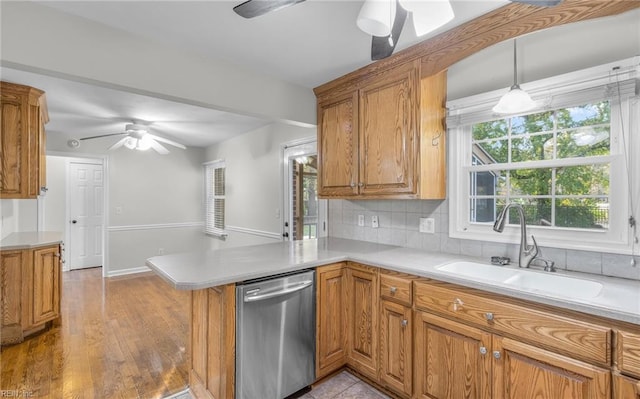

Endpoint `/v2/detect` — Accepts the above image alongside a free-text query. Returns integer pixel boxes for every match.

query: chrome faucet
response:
[493,203,539,269]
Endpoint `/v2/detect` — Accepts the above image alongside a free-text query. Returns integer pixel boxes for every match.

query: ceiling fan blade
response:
[108,137,129,151]
[146,133,186,149]
[149,140,170,155]
[371,0,407,61]
[80,132,127,141]
[509,0,562,6]
[233,0,306,18]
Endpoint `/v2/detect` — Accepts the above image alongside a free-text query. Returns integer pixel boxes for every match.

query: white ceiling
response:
[3,0,510,149]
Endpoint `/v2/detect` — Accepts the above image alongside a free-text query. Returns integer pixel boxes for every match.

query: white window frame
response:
[447,57,639,255]
[204,159,227,238]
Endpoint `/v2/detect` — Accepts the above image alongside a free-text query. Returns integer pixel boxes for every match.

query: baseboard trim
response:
[108,222,203,232]
[107,266,151,277]
[225,225,282,240]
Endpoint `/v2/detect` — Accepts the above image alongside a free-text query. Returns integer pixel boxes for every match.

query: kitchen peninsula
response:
[147,238,640,399]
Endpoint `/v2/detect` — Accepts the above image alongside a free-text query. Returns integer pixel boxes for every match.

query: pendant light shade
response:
[493,39,536,115]
[401,0,454,36]
[357,0,396,37]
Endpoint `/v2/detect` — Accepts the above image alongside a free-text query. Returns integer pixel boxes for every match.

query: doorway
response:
[283,140,327,241]
[67,159,105,270]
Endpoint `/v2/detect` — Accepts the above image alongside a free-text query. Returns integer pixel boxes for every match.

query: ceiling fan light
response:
[492,85,537,114]
[410,0,454,37]
[124,137,137,150]
[136,135,153,151]
[357,0,396,37]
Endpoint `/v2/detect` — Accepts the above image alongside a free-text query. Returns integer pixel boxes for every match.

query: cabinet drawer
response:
[414,280,611,365]
[380,274,412,305]
[617,330,640,378]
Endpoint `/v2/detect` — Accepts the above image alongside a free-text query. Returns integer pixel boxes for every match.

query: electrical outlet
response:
[419,217,435,234]
[372,215,379,228]
[358,214,365,227]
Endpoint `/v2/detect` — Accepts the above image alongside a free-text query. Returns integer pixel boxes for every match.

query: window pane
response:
[555,198,608,229]
[470,198,496,223]
[556,101,610,129]
[556,164,609,196]
[501,198,553,227]
[472,140,508,164]
[509,169,552,196]
[511,133,554,162]
[511,112,554,135]
[472,120,508,141]
[557,126,610,158]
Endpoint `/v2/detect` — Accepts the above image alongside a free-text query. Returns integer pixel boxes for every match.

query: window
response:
[448,58,638,253]
[204,160,226,237]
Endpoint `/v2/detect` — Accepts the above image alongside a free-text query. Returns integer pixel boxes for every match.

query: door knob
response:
[71,220,77,224]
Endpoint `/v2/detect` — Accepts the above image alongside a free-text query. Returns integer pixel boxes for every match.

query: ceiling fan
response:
[233,0,562,61]
[77,123,186,155]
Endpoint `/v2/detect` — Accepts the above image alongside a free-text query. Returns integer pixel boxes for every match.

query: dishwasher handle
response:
[244,280,313,302]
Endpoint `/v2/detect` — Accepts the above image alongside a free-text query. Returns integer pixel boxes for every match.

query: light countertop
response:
[0,231,64,250]
[146,237,640,326]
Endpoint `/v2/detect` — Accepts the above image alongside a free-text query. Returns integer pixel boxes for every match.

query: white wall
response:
[447,9,640,100]
[204,123,316,249]
[0,1,316,126]
[46,134,206,275]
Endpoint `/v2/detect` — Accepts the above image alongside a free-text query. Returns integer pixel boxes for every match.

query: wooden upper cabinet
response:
[315,61,446,199]
[0,81,49,199]
[317,92,359,197]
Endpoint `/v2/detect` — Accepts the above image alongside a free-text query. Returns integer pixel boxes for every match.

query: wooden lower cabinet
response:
[379,299,412,398]
[316,263,348,378]
[494,336,610,399]
[0,244,61,346]
[346,263,379,380]
[414,311,491,399]
[190,284,235,399]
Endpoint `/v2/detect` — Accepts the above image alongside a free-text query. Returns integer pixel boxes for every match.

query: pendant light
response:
[400,0,454,37]
[492,39,536,115]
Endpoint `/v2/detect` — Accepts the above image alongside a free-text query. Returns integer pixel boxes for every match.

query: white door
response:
[283,141,327,241]
[68,162,104,270]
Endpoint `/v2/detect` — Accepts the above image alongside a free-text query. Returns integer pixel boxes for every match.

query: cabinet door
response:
[613,373,640,399]
[32,245,61,325]
[190,285,235,399]
[346,263,378,380]
[493,336,610,399]
[0,250,25,344]
[0,87,29,197]
[414,311,491,399]
[316,263,348,378]
[359,61,418,196]
[379,300,412,397]
[317,91,359,197]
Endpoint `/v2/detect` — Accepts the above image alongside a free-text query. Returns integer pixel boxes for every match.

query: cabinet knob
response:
[493,351,501,360]
[55,253,61,258]
[401,319,408,328]
[350,182,356,188]
[452,298,463,311]
[390,286,397,295]
[358,182,364,187]
[479,346,487,355]
[485,312,494,321]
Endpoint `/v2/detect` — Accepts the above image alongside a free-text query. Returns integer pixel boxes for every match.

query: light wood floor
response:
[0,268,190,399]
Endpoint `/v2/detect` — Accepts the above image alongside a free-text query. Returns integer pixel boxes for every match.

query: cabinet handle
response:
[493,351,501,360]
[479,346,487,355]
[390,286,397,295]
[401,319,408,328]
[485,312,494,321]
[452,298,463,311]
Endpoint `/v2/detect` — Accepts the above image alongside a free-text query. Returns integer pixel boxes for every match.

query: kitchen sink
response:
[436,261,603,300]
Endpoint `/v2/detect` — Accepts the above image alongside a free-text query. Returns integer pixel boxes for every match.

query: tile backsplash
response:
[328,199,640,281]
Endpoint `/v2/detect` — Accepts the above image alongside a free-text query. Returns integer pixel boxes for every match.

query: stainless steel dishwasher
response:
[236,269,315,399]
